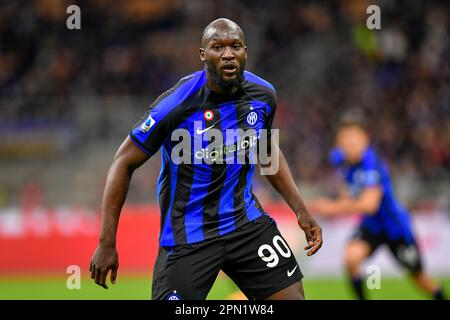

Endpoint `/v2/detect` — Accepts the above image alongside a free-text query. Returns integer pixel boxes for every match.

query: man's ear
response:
[199,48,205,62]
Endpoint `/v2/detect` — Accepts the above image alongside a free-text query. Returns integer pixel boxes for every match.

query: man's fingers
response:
[90,265,96,280]
[307,228,323,256]
[303,227,314,250]
[307,241,322,256]
[94,267,102,286]
[99,269,109,289]
[111,267,118,284]
[307,242,322,256]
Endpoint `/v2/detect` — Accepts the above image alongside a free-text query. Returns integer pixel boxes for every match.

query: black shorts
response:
[152,214,303,300]
[352,226,423,274]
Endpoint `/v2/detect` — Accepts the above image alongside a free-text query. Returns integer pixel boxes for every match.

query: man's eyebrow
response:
[209,36,243,43]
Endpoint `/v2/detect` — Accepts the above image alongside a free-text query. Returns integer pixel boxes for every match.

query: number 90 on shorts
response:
[258,235,292,268]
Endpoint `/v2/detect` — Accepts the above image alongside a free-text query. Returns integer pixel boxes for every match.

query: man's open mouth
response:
[222,64,237,74]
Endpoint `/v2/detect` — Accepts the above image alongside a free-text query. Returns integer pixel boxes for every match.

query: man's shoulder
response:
[171,69,206,92]
[157,71,206,102]
[242,71,276,108]
[243,70,276,93]
[177,69,205,84]
[143,70,206,123]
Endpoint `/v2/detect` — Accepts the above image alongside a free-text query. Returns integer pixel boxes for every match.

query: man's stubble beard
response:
[206,60,245,93]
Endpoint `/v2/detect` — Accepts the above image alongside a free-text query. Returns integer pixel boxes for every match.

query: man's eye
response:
[233,44,241,49]
[213,45,221,50]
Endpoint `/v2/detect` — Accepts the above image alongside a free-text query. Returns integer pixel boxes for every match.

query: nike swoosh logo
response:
[196,125,214,134]
[287,266,298,277]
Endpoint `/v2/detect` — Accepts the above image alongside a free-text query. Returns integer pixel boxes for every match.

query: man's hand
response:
[89,244,119,289]
[297,213,323,256]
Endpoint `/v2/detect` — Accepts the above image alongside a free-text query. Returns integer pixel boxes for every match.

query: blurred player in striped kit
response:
[310,111,445,300]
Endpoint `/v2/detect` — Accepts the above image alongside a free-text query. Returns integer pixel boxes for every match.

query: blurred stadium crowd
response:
[0,0,449,209]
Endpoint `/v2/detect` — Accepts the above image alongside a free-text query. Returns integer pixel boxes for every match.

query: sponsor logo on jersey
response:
[140,115,156,132]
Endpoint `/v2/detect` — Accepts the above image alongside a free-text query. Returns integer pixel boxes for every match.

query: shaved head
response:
[200,18,247,94]
[201,18,245,48]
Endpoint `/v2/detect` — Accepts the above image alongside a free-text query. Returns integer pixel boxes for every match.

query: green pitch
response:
[0,274,448,300]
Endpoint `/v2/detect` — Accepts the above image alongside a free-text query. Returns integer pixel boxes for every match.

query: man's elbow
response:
[109,156,136,177]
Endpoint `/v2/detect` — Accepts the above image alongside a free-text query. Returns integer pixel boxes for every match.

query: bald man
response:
[90,18,322,300]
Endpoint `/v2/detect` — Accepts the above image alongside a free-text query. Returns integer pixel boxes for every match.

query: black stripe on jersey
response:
[232,103,253,227]
[202,108,225,239]
[170,164,194,245]
[253,194,265,214]
[233,162,252,225]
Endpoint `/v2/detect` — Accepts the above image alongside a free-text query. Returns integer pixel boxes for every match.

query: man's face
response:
[200,29,247,92]
[336,125,369,164]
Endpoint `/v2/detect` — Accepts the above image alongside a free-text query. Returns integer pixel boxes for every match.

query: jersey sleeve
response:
[265,90,277,135]
[129,72,201,156]
[263,89,277,156]
[129,106,174,156]
[359,150,382,188]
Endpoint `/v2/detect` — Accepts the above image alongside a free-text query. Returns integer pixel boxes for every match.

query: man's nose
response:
[222,46,235,59]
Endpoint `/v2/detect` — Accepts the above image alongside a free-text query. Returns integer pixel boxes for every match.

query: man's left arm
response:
[309,187,382,217]
[261,142,323,256]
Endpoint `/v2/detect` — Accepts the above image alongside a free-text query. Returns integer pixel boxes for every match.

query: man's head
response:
[335,111,370,164]
[200,18,247,94]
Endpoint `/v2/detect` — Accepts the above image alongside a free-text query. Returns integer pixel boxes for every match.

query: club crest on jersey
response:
[203,110,214,121]
[140,115,156,132]
[165,291,182,300]
[246,111,258,126]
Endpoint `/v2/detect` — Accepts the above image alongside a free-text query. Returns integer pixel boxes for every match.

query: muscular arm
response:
[309,186,382,216]
[99,137,150,246]
[90,137,150,288]
[261,142,323,256]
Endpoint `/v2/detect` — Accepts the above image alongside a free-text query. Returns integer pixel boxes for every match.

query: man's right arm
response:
[90,136,150,289]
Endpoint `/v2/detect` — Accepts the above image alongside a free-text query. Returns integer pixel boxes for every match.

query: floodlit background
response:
[0,0,449,299]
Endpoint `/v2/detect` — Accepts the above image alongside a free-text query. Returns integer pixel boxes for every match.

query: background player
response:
[309,111,445,300]
[89,18,322,300]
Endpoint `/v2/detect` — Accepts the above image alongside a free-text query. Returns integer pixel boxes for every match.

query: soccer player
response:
[309,112,445,300]
[89,18,322,300]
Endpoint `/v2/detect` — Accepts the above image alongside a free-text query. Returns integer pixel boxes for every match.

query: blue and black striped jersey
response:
[330,147,415,242]
[130,69,277,247]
